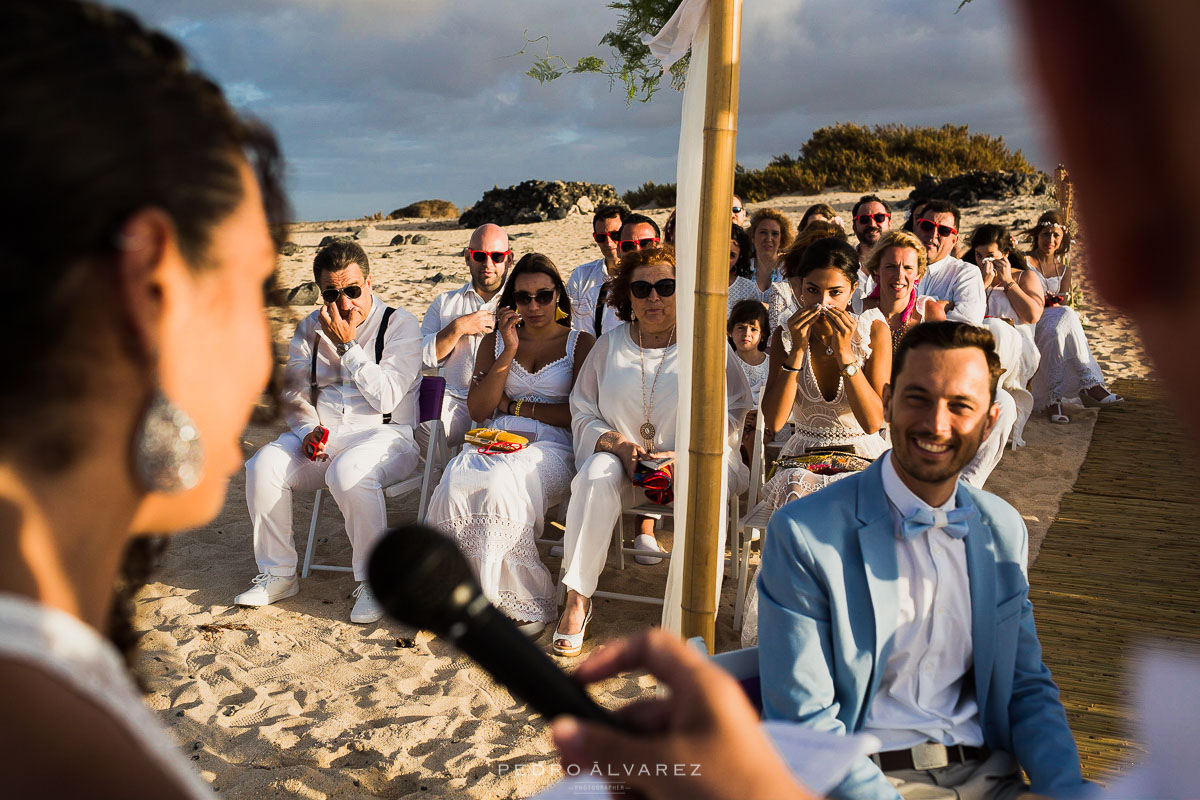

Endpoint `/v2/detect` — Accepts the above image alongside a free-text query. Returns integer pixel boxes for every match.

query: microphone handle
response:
[452,604,631,731]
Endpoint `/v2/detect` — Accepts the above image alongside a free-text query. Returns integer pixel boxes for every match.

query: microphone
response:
[368,523,628,730]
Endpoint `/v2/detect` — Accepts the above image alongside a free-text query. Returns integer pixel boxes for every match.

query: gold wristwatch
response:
[840,361,860,378]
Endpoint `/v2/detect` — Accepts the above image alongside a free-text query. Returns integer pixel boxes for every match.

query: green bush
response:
[621,123,1034,206]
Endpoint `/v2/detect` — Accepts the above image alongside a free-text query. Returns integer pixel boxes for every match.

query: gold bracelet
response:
[514,399,524,417]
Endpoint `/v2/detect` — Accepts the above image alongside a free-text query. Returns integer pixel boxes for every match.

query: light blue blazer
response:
[758,458,1086,800]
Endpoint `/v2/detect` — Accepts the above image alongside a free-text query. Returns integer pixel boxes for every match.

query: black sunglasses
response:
[855,212,890,226]
[513,288,557,306]
[619,237,661,253]
[732,205,744,214]
[630,278,677,299]
[321,284,364,304]
[917,218,957,237]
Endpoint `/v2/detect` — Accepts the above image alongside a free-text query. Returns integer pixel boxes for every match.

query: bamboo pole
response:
[681,0,742,651]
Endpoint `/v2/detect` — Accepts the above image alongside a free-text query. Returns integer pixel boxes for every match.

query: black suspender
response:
[309,306,397,424]
[593,283,608,339]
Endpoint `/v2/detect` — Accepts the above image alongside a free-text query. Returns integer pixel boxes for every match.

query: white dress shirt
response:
[282,294,422,440]
[567,257,620,336]
[420,282,498,400]
[918,255,986,325]
[861,452,985,751]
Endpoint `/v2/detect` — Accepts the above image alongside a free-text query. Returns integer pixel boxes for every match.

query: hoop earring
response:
[133,389,204,492]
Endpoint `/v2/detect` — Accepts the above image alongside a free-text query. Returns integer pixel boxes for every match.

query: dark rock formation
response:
[908,170,1049,208]
[389,199,459,219]
[279,241,300,256]
[458,180,619,227]
[409,234,430,245]
[318,235,353,248]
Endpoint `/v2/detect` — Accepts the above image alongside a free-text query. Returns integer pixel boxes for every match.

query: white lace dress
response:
[425,331,581,623]
[1028,269,1106,408]
[727,276,763,315]
[0,593,212,798]
[984,285,1042,446]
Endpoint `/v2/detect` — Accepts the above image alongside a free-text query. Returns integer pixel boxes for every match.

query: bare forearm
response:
[1003,282,1043,324]
[842,371,884,433]
[433,318,464,362]
[507,399,572,428]
[467,354,512,421]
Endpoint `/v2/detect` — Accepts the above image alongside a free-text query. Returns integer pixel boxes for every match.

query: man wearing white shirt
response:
[850,194,891,313]
[758,322,1085,800]
[913,200,985,326]
[420,223,511,445]
[567,203,628,337]
[236,241,423,623]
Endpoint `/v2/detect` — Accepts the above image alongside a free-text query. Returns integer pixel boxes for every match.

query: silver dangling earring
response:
[133,389,204,492]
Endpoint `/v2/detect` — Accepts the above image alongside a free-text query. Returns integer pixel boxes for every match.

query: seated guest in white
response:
[1021,211,1123,422]
[912,200,986,325]
[732,193,747,227]
[425,254,593,638]
[850,194,892,312]
[962,224,1043,446]
[727,223,760,314]
[748,207,794,297]
[758,321,1087,800]
[765,220,848,337]
[860,230,946,346]
[567,203,629,337]
[553,246,752,657]
[420,223,511,446]
[237,241,422,623]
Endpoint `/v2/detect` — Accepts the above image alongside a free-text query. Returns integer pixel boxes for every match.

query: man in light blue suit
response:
[758,321,1087,800]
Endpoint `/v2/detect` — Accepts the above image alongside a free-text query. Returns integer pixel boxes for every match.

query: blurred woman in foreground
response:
[0,2,285,796]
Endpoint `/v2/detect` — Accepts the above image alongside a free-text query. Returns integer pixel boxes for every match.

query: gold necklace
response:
[637,322,676,450]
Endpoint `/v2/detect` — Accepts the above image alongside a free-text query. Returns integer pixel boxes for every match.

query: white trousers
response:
[245,425,419,581]
[961,387,1016,489]
[561,451,742,598]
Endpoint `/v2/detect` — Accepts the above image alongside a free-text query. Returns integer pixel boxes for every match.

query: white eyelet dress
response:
[424,330,581,624]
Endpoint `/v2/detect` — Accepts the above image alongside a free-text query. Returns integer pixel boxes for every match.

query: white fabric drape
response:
[647,0,719,635]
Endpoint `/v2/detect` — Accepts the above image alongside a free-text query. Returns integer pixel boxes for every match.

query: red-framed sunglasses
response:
[468,248,511,264]
[916,218,957,237]
[619,237,660,253]
[855,212,891,226]
[592,230,621,244]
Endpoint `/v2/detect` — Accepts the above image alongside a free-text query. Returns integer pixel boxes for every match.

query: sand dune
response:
[134,187,1145,798]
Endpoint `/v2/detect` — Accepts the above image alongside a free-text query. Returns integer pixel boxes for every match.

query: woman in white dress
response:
[759,237,892,510]
[765,220,848,336]
[0,5,285,796]
[425,254,593,637]
[742,238,890,646]
[1022,211,1123,422]
[748,207,794,297]
[553,246,753,657]
[962,225,1043,445]
[726,223,761,314]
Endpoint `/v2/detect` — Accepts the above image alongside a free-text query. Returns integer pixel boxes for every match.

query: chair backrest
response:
[417,376,447,424]
[748,404,768,502]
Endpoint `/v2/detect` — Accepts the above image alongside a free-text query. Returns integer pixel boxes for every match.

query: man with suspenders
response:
[236,241,422,623]
[567,203,628,338]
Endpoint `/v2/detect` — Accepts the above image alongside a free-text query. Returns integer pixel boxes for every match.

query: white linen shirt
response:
[420,282,498,400]
[918,255,986,325]
[567,257,620,336]
[282,294,422,440]
[861,452,985,751]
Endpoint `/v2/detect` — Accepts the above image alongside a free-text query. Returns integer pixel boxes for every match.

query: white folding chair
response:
[731,410,776,630]
[301,377,450,578]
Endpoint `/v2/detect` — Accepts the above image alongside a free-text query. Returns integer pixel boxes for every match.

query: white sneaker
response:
[350,582,383,624]
[234,573,299,607]
[634,533,666,565]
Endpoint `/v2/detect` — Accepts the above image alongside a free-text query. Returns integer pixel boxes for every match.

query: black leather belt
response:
[873,744,988,772]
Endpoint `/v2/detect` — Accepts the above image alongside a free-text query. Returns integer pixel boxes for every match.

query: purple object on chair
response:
[418,376,446,424]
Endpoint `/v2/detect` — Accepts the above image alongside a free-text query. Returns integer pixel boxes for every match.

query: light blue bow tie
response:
[900,505,976,541]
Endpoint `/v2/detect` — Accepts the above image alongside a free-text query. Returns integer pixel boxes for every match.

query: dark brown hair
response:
[607,246,676,322]
[1022,210,1072,257]
[498,253,571,327]
[892,321,1002,399]
[963,224,1030,271]
[780,221,849,279]
[313,240,370,282]
[727,300,769,352]
[799,202,837,229]
[0,0,288,475]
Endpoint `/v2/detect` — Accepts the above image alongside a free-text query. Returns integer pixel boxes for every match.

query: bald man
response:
[420,223,512,446]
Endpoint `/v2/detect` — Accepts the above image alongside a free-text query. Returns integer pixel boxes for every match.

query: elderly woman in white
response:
[553,246,752,657]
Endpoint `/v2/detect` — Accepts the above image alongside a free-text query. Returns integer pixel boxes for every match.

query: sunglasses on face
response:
[468,248,511,264]
[732,205,744,214]
[513,288,557,306]
[855,212,891,226]
[619,237,660,253]
[321,284,364,304]
[592,230,621,244]
[917,218,957,237]
[630,278,677,299]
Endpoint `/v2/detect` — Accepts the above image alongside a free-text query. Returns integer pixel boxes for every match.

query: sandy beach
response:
[132,188,1146,798]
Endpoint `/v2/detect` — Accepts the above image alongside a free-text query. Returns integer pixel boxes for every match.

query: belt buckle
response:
[911,742,949,770]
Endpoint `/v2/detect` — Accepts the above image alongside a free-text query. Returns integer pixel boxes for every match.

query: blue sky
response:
[111,1,1052,221]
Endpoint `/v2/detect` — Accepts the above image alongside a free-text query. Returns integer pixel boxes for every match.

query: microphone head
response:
[367,523,483,634]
